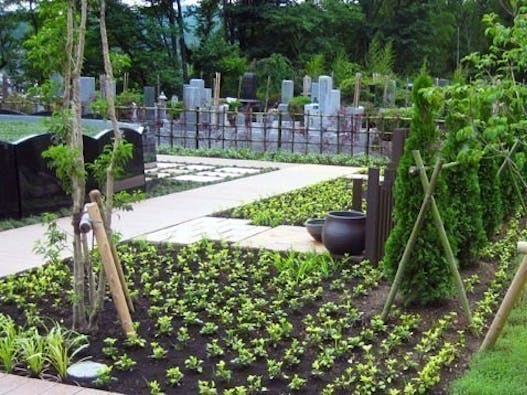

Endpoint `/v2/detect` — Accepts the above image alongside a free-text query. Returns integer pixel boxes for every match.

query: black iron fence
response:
[116,106,411,158]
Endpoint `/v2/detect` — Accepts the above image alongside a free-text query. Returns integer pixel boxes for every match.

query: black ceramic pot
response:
[322,210,366,255]
[304,218,325,242]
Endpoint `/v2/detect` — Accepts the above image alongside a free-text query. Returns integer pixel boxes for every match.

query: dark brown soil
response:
[0,241,510,395]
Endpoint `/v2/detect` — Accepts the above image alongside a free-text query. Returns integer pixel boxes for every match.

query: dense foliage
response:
[0,0,513,97]
[222,178,356,227]
[383,69,457,304]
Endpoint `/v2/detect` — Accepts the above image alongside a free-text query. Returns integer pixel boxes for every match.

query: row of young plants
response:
[218,177,359,227]
[0,216,524,394]
[158,145,388,168]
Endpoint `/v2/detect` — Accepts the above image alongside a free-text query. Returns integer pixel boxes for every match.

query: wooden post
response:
[480,243,527,351]
[365,168,380,263]
[352,178,363,211]
[86,202,135,336]
[413,151,472,325]
[89,190,134,313]
[381,159,443,320]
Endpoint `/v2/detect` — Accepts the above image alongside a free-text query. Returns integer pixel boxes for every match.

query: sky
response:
[122,0,200,6]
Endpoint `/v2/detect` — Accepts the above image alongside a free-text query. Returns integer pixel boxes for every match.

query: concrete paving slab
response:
[194,171,230,179]
[156,154,293,169]
[155,172,172,179]
[5,378,58,395]
[156,162,179,169]
[172,174,223,183]
[141,217,269,244]
[216,167,262,174]
[183,164,215,171]
[238,225,327,253]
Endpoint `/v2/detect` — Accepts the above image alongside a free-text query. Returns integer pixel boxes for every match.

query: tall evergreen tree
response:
[383,68,458,304]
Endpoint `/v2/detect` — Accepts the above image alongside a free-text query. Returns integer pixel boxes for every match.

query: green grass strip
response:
[451,297,527,395]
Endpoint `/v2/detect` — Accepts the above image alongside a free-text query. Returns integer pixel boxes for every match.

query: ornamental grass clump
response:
[383,68,458,304]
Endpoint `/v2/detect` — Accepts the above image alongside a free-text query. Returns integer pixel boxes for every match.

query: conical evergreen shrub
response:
[383,69,458,304]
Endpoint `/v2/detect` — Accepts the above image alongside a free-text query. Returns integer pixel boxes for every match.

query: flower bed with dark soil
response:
[0,215,524,394]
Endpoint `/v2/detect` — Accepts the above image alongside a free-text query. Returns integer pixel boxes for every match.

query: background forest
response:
[0,0,515,100]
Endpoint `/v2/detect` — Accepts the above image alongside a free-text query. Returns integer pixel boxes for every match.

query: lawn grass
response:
[0,120,103,142]
[450,295,527,395]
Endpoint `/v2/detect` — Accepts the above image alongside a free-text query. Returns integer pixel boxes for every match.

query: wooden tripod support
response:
[381,150,472,325]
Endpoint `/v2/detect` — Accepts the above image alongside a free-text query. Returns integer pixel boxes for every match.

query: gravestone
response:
[318,75,332,114]
[15,134,70,216]
[96,128,145,191]
[330,89,341,114]
[144,86,156,120]
[240,73,257,100]
[311,82,320,103]
[1,73,8,100]
[203,88,212,107]
[183,85,200,127]
[190,78,205,110]
[304,103,320,129]
[302,75,312,97]
[99,74,116,99]
[0,141,20,218]
[158,92,167,120]
[281,80,294,104]
[80,76,96,115]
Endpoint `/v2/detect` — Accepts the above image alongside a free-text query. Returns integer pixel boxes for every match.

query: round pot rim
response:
[326,210,365,219]
[305,218,325,226]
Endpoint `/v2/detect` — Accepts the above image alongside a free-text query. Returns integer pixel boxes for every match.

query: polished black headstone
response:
[241,73,257,100]
[15,134,70,216]
[144,86,155,120]
[95,128,145,192]
[0,141,21,218]
[83,135,100,193]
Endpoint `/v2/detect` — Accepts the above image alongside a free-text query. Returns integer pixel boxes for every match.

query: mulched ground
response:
[0,242,509,394]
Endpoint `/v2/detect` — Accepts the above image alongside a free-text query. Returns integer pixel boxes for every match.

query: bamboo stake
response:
[413,150,472,325]
[381,158,444,320]
[480,244,527,351]
[409,161,459,175]
[497,139,519,177]
[89,190,134,312]
[86,202,135,335]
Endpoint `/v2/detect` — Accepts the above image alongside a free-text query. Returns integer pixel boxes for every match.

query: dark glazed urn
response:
[322,210,366,255]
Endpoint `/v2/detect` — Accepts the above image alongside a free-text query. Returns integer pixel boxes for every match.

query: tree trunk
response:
[70,0,88,332]
[175,0,188,81]
[100,0,121,228]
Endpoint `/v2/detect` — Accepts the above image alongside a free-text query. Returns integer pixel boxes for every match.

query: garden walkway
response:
[0,155,361,277]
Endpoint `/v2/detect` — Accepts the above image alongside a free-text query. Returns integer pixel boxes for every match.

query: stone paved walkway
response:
[0,372,118,395]
[140,217,327,253]
[0,155,360,277]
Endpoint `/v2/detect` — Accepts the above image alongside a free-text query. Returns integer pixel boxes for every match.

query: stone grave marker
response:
[241,73,257,100]
[281,80,294,104]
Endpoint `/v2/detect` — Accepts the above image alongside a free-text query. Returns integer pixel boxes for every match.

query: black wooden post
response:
[352,178,363,211]
[365,168,380,263]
